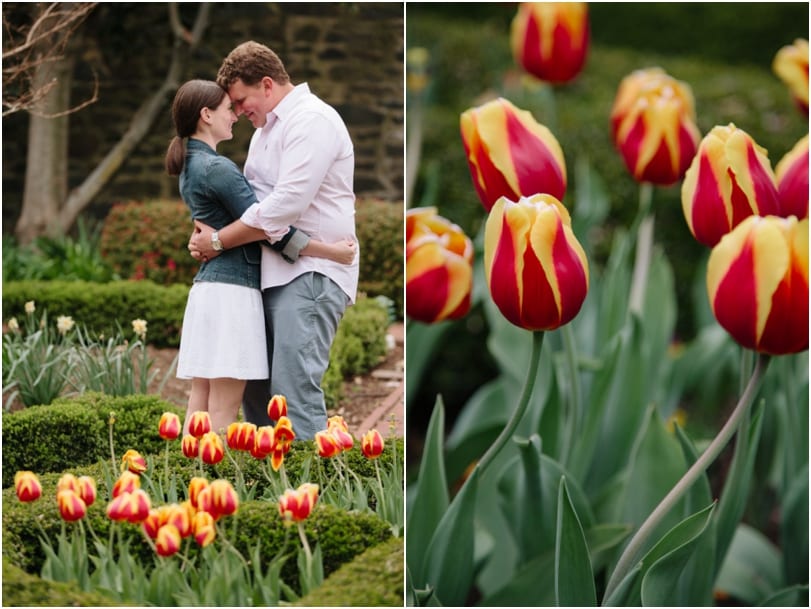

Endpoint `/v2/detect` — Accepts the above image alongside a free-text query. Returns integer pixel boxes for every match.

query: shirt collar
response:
[267,82,311,124]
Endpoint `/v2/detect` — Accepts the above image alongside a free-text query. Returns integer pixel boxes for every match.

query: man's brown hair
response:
[216,41,290,89]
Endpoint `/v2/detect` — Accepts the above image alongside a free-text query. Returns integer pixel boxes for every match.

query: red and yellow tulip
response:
[57,473,81,494]
[106,489,151,524]
[267,394,288,421]
[510,2,589,84]
[155,524,181,557]
[610,67,700,185]
[57,489,87,522]
[461,98,566,212]
[775,134,809,220]
[188,476,209,510]
[199,431,225,465]
[188,411,212,438]
[327,416,354,450]
[112,471,141,498]
[181,434,199,459]
[484,194,589,331]
[14,471,41,503]
[361,429,385,459]
[158,412,181,440]
[121,449,147,475]
[278,483,319,525]
[270,416,296,471]
[682,124,781,248]
[193,511,216,547]
[406,207,473,324]
[252,425,275,460]
[209,479,239,517]
[315,429,342,458]
[77,475,96,507]
[773,38,809,114]
[226,421,257,452]
[707,215,808,355]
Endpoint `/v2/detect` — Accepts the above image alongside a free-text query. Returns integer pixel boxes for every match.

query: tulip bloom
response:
[461,98,567,212]
[707,215,808,355]
[158,412,181,440]
[107,489,151,524]
[327,416,354,450]
[121,449,147,475]
[199,431,225,465]
[166,502,194,537]
[142,508,163,539]
[510,2,589,84]
[14,471,42,502]
[484,194,589,331]
[252,425,275,460]
[188,476,209,509]
[315,430,343,458]
[209,479,239,517]
[155,524,181,557]
[279,483,319,525]
[406,207,473,324]
[193,511,216,547]
[226,421,256,452]
[610,68,700,185]
[682,124,781,248]
[57,489,87,522]
[181,434,199,459]
[267,394,288,421]
[775,135,809,220]
[361,429,385,459]
[270,416,296,471]
[77,476,96,507]
[112,471,141,498]
[188,411,212,438]
[57,473,81,494]
[773,38,809,114]
[196,486,218,519]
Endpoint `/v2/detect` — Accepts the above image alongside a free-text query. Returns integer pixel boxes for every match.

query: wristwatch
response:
[211,231,223,251]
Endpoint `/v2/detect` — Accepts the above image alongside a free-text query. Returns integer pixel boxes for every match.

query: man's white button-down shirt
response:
[240,83,359,303]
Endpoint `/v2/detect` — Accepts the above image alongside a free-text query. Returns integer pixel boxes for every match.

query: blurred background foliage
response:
[406,2,809,440]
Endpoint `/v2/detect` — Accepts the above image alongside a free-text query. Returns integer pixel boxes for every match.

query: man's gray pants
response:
[243,272,347,440]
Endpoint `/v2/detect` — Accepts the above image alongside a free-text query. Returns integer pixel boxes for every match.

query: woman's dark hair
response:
[165,79,227,176]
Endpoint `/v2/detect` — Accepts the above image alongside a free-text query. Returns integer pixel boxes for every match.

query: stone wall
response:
[2,3,404,231]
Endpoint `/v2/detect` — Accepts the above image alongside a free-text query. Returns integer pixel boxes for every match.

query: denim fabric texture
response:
[179,138,262,289]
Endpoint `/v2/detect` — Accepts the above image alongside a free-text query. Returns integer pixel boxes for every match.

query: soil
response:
[146,325,404,434]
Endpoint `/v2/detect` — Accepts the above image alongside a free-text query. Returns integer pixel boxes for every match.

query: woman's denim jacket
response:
[179,139,262,290]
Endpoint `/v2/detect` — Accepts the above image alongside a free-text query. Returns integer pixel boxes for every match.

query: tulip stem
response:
[559,323,581,466]
[629,182,655,316]
[477,331,545,475]
[602,352,771,603]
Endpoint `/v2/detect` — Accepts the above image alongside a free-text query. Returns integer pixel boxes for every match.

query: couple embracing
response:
[165,41,359,441]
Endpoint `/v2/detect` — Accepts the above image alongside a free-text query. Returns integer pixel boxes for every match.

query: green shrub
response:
[100,199,198,286]
[295,536,404,607]
[3,479,391,593]
[2,280,188,348]
[1,393,183,488]
[355,198,404,318]
[323,295,391,408]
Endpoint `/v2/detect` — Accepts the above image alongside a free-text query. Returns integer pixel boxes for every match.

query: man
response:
[189,41,359,440]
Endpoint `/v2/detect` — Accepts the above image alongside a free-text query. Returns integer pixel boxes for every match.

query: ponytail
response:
[165,135,186,176]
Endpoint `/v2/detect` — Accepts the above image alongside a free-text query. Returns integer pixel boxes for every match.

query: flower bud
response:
[315,430,342,458]
[510,2,589,84]
[267,394,288,421]
[155,524,181,557]
[461,97,566,211]
[252,425,275,460]
[406,207,473,323]
[181,434,199,459]
[188,411,212,438]
[361,429,385,459]
[775,134,809,220]
[610,67,700,185]
[707,215,808,354]
[112,471,141,498]
[57,489,86,522]
[158,412,181,441]
[166,502,193,537]
[773,38,809,114]
[57,473,81,495]
[484,194,589,330]
[193,511,216,547]
[209,479,239,517]
[14,471,42,503]
[226,421,256,452]
[278,483,319,525]
[199,431,224,465]
[682,124,780,247]
[77,475,96,507]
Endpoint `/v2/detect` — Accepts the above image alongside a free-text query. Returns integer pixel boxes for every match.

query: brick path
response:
[357,323,404,438]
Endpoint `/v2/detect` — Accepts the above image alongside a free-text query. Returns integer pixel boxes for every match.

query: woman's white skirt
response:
[176,282,268,380]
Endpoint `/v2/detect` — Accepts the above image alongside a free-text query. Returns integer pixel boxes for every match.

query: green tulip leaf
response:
[639,502,717,606]
[406,396,449,584]
[478,551,556,607]
[555,477,597,607]
[405,320,452,416]
[714,523,784,605]
[757,584,808,607]
[584,523,633,574]
[422,467,480,607]
[780,464,809,586]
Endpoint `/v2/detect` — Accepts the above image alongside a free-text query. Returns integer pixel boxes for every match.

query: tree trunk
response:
[15,6,75,243]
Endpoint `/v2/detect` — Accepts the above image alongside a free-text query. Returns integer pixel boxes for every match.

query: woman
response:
[165,79,355,435]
